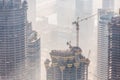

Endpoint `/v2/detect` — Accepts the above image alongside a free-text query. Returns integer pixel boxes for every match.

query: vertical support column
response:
[86,64,88,80]
[45,66,49,80]
[54,67,55,80]
[44,59,50,80]
[82,64,85,80]
[60,66,65,80]
[74,63,80,80]
[52,63,57,80]
[76,65,78,80]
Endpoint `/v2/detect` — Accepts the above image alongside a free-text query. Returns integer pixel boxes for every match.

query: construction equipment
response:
[72,13,97,47]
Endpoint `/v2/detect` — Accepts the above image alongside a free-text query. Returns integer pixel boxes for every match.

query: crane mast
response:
[72,14,97,47]
[72,17,80,47]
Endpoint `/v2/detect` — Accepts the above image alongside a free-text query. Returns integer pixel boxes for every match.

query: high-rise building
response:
[97,9,114,80]
[45,45,90,80]
[102,0,114,10]
[0,0,27,80]
[26,22,40,80]
[97,1,115,80]
[108,16,120,80]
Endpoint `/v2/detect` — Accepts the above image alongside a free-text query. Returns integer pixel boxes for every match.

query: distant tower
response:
[108,16,120,80]
[0,0,27,80]
[97,0,115,80]
[97,9,114,80]
[102,0,114,10]
[26,22,41,80]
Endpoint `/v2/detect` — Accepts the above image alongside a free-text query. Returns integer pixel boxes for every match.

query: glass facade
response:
[97,9,114,80]
[0,1,27,80]
[108,16,120,80]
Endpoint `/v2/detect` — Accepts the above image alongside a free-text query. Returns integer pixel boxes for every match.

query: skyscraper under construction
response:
[45,45,90,80]
[45,19,90,80]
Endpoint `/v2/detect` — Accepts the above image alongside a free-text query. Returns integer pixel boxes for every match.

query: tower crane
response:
[72,13,97,47]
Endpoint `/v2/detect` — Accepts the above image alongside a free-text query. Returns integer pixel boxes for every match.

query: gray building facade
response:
[0,0,27,80]
[97,9,114,80]
[108,16,120,80]
[97,0,115,80]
